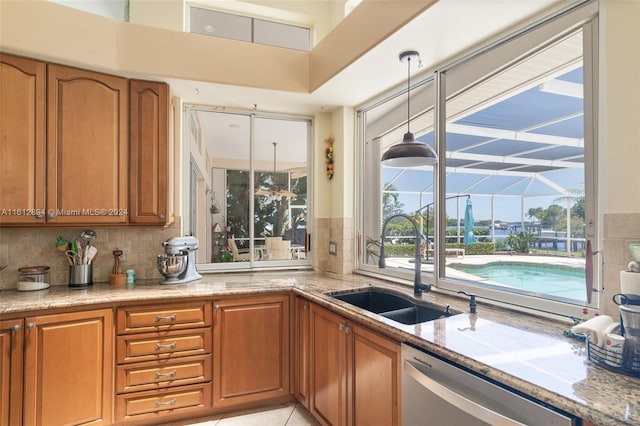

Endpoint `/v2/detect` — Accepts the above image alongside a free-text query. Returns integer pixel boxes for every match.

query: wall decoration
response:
[325,136,335,179]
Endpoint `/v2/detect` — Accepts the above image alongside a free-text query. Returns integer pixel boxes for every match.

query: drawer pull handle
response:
[155,314,177,322]
[155,342,177,351]
[155,370,177,379]
[155,398,177,407]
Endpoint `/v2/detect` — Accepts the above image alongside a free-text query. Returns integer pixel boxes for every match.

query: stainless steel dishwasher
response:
[402,343,577,425]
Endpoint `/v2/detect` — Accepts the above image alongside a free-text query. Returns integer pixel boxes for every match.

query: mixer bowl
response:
[157,253,188,279]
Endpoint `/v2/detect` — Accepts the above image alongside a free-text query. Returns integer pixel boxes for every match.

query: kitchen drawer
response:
[115,382,211,422]
[117,328,212,363]
[117,301,212,334]
[116,354,212,393]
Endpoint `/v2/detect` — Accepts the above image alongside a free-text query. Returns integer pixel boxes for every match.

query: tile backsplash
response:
[602,212,640,316]
[0,220,181,289]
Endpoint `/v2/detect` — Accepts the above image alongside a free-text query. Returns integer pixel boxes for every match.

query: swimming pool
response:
[451,262,586,302]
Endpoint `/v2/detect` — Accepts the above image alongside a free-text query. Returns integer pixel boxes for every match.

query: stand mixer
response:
[157,236,202,284]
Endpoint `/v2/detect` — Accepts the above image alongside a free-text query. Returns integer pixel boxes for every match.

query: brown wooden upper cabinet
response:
[129,80,171,225]
[46,64,129,225]
[0,53,171,226]
[0,54,46,225]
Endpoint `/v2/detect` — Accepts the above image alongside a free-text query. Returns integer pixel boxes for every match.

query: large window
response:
[187,107,312,270]
[357,1,598,318]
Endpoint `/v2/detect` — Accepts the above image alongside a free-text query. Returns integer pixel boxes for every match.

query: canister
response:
[18,266,50,291]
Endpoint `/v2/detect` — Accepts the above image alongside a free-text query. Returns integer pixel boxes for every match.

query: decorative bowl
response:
[630,244,640,262]
[157,253,187,278]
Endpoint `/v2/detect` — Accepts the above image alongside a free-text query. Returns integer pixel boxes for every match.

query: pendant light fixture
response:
[381,50,438,167]
[255,142,297,202]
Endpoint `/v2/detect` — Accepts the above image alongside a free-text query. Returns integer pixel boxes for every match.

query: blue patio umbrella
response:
[464,198,475,245]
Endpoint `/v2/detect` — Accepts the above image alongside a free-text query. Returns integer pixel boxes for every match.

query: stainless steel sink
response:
[329,287,454,325]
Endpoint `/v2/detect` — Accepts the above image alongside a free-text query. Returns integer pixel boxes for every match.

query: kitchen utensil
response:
[85,246,98,264]
[80,230,97,263]
[80,229,97,242]
[65,250,79,265]
[112,249,123,274]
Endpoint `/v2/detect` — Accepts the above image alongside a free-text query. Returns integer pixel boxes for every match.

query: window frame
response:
[355,0,599,319]
[183,105,314,272]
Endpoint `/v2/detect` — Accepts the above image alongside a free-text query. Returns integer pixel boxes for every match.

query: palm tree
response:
[527,207,544,223]
[382,183,404,217]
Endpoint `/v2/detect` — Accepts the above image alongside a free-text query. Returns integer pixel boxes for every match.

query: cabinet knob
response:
[35,212,44,219]
[26,323,35,329]
[46,211,55,219]
[158,214,165,219]
[339,324,345,331]
[11,324,20,332]
[215,305,220,310]
[303,304,308,312]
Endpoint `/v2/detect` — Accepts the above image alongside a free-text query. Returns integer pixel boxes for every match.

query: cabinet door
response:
[46,64,128,224]
[0,54,46,225]
[22,309,113,426]
[129,79,170,225]
[349,323,401,426]
[309,304,348,426]
[0,319,23,426]
[294,297,310,408]
[213,294,290,408]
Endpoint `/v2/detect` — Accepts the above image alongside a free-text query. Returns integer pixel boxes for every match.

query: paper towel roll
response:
[620,271,640,295]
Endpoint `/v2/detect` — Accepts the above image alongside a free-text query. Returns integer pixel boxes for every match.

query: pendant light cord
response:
[407,55,411,135]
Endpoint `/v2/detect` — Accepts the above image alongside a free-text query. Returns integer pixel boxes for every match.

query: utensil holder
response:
[110,273,126,286]
[69,264,93,287]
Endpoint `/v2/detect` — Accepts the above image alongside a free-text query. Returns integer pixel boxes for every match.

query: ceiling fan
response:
[255,142,297,202]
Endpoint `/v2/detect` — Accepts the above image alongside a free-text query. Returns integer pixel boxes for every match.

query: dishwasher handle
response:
[403,360,526,426]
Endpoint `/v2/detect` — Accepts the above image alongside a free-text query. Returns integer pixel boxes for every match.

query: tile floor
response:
[168,403,320,426]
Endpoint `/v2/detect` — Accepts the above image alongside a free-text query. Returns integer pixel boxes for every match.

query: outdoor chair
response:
[270,240,291,260]
[228,238,250,262]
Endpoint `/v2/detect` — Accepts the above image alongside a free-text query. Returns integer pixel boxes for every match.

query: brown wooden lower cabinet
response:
[22,309,113,426]
[294,296,311,409]
[0,319,23,426]
[213,294,290,408]
[307,303,401,426]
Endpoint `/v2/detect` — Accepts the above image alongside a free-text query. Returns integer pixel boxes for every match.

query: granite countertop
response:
[1,270,638,425]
